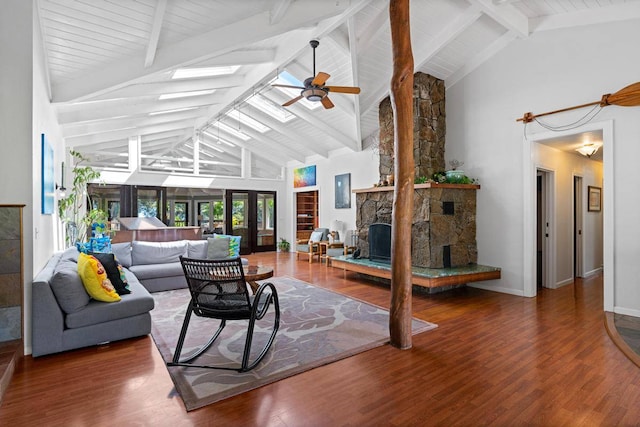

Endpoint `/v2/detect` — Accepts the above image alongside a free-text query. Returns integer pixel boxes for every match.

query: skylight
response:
[158,89,215,100]
[246,94,295,123]
[224,109,269,133]
[203,130,238,146]
[216,122,251,141]
[172,65,241,79]
[149,107,198,116]
[273,70,321,110]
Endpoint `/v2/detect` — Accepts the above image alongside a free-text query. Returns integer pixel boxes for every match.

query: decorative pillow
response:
[187,240,208,258]
[207,237,231,259]
[89,252,131,295]
[214,234,241,258]
[50,260,90,314]
[77,253,121,302]
[131,240,188,265]
[309,231,324,242]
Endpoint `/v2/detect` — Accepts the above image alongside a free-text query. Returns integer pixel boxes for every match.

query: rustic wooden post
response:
[389,0,415,349]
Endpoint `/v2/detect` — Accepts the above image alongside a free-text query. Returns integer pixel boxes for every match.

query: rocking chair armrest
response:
[252,282,279,320]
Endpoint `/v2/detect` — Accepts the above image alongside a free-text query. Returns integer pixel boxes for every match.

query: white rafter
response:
[144,0,167,68]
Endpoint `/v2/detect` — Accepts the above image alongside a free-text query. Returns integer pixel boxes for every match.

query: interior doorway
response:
[536,169,553,289]
[523,120,612,307]
[574,176,584,278]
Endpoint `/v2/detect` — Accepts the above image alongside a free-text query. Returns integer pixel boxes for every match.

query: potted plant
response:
[278,238,291,252]
[58,150,106,246]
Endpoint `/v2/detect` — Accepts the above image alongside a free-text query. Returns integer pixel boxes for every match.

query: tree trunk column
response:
[389,0,414,349]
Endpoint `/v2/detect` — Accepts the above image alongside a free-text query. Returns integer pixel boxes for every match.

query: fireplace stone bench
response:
[331,255,501,290]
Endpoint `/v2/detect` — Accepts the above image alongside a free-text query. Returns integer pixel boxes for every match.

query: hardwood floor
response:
[1,253,639,426]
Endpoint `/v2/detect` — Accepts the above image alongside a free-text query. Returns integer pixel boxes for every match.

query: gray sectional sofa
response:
[31,238,246,357]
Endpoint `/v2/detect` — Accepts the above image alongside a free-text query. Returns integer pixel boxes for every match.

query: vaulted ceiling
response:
[38,0,640,178]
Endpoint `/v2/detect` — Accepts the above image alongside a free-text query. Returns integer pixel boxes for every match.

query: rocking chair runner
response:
[168,257,280,372]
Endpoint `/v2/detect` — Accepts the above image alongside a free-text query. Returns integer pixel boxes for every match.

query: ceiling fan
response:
[273,40,361,109]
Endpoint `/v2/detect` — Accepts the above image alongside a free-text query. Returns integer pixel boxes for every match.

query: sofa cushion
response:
[207,237,230,259]
[214,234,241,257]
[65,278,155,329]
[60,246,80,263]
[112,242,132,268]
[132,240,187,265]
[77,253,121,303]
[90,252,131,295]
[50,260,90,314]
[128,262,183,280]
[187,240,208,259]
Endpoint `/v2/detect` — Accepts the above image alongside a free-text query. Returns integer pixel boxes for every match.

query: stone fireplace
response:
[355,72,478,269]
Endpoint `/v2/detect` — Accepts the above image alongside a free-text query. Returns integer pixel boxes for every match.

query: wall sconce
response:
[56,161,67,196]
[575,143,600,158]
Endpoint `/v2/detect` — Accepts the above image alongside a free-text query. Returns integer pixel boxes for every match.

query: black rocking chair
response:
[167,257,280,372]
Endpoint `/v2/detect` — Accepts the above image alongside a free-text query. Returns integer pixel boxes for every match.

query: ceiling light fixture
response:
[575,143,600,158]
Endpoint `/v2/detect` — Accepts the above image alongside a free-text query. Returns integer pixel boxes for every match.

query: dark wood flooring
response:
[1,252,639,426]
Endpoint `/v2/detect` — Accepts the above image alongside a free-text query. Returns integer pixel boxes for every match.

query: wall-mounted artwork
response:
[335,173,351,209]
[293,165,316,188]
[41,134,54,215]
[588,186,601,212]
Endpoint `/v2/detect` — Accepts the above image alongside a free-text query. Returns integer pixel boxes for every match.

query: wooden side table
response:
[243,265,274,294]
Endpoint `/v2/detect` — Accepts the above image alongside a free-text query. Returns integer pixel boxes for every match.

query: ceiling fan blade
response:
[312,72,330,86]
[272,84,305,90]
[321,96,334,109]
[326,86,361,94]
[282,95,303,107]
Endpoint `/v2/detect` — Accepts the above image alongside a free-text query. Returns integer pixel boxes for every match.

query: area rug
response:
[150,276,437,411]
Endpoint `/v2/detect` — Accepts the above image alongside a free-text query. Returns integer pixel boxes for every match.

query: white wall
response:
[535,144,603,285]
[1,0,35,353]
[446,18,640,312]
[285,147,380,242]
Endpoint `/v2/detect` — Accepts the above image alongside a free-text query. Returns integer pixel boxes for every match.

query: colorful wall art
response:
[41,134,54,215]
[293,165,316,188]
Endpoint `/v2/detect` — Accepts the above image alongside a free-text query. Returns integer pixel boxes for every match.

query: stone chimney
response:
[378,72,446,180]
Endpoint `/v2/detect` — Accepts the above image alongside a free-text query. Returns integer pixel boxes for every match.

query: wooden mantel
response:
[353,182,480,194]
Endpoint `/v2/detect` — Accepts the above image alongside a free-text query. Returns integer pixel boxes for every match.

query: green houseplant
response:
[278,238,291,252]
[58,150,106,246]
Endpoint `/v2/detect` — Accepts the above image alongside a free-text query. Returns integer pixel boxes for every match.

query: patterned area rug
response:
[150,276,437,411]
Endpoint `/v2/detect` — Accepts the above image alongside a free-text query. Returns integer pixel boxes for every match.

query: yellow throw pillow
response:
[77,253,121,303]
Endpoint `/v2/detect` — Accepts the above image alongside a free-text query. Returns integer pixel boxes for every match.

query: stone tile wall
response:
[0,207,22,342]
[378,72,446,180]
[355,187,477,268]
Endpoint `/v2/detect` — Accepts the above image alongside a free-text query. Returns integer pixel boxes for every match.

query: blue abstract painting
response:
[41,134,54,215]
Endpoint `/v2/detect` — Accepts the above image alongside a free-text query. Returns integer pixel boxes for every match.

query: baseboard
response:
[614,306,640,318]
[468,283,525,297]
[584,267,603,277]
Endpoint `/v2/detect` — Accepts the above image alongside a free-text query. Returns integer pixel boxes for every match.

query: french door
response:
[225,190,276,254]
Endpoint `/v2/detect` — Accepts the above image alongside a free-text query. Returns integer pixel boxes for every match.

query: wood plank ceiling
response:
[37,0,640,178]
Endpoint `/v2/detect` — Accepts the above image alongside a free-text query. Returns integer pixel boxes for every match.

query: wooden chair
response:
[296,227,330,263]
[167,257,280,372]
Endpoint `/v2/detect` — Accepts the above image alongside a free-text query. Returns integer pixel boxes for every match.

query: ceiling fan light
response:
[302,87,326,102]
[575,143,600,157]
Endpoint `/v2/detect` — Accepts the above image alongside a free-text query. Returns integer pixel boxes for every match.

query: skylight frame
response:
[158,89,215,100]
[224,109,270,133]
[246,94,295,123]
[172,65,241,79]
[215,122,251,141]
